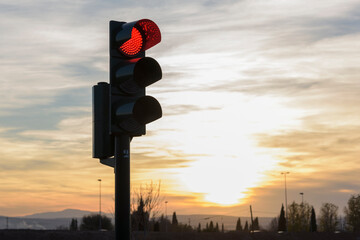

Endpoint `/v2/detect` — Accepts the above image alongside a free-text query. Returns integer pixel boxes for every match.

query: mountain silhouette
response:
[21,209,96,219]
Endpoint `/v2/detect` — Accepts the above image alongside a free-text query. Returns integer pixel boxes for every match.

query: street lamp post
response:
[281,172,290,229]
[300,192,304,204]
[165,201,168,232]
[98,178,102,230]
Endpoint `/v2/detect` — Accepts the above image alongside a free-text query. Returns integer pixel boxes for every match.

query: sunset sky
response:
[1,0,360,220]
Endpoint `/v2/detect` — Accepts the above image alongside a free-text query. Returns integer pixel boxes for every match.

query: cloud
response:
[1,0,360,216]
[163,104,221,116]
[253,122,360,213]
[0,0,109,116]
[257,123,360,169]
[131,150,192,170]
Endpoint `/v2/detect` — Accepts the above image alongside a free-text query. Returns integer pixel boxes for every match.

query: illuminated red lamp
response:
[119,28,143,57]
[119,19,161,57]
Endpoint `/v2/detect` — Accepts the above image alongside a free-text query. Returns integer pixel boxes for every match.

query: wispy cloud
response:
[257,124,360,171]
[1,0,360,216]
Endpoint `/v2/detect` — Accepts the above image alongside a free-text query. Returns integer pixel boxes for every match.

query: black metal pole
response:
[250,205,254,233]
[115,135,130,240]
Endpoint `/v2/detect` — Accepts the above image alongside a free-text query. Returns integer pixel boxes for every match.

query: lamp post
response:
[98,178,102,230]
[281,172,290,228]
[165,201,168,232]
[300,192,304,204]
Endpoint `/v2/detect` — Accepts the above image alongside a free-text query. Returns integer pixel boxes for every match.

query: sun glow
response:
[158,92,304,206]
[178,137,277,205]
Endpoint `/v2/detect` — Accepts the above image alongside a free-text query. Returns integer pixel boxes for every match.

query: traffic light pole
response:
[115,134,131,240]
[94,19,162,240]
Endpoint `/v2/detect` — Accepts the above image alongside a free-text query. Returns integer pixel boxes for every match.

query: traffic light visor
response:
[133,96,162,125]
[119,19,161,57]
[114,96,162,133]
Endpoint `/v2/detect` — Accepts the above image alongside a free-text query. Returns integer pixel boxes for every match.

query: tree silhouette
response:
[310,207,317,232]
[236,217,243,231]
[197,223,201,232]
[319,202,338,232]
[268,217,278,232]
[252,217,260,230]
[278,204,287,232]
[131,196,149,231]
[221,223,224,233]
[130,181,163,232]
[215,222,219,232]
[172,211,178,226]
[80,214,113,231]
[244,221,249,232]
[153,221,160,231]
[287,201,311,232]
[344,194,360,232]
[209,221,214,232]
[156,214,171,232]
[69,218,78,231]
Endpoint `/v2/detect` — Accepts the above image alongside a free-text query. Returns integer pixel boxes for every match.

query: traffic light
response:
[92,19,164,240]
[92,19,163,159]
[109,19,162,137]
[93,82,113,159]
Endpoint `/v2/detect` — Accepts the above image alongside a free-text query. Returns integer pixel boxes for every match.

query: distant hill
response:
[0,209,272,230]
[21,209,96,219]
[0,216,72,230]
[0,209,113,230]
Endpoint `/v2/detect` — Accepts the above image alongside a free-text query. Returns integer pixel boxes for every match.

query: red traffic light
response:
[119,27,143,56]
[118,19,161,57]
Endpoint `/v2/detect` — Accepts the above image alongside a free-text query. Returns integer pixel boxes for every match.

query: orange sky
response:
[1,0,360,219]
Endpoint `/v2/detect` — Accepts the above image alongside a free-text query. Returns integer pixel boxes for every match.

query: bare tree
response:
[344,194,360,232]
[267,217,278,232]
[131,180,163,232]
[287,201,312,232]
[319,202,338,232]
[131,180,163,219]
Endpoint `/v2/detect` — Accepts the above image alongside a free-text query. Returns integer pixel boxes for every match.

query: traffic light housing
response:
[92,19,163,159]
[109,19,162,137]
[93,82,113,159]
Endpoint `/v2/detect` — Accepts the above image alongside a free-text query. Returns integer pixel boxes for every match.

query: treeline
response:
[132,211,193,232]
[268,194,360,233]
[130,194,360,233]
[67,214,113,231]
[234,216,260,232]
[68,182,360,234]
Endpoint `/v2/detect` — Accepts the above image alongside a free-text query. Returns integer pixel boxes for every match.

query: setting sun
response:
[146,93,302,206]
